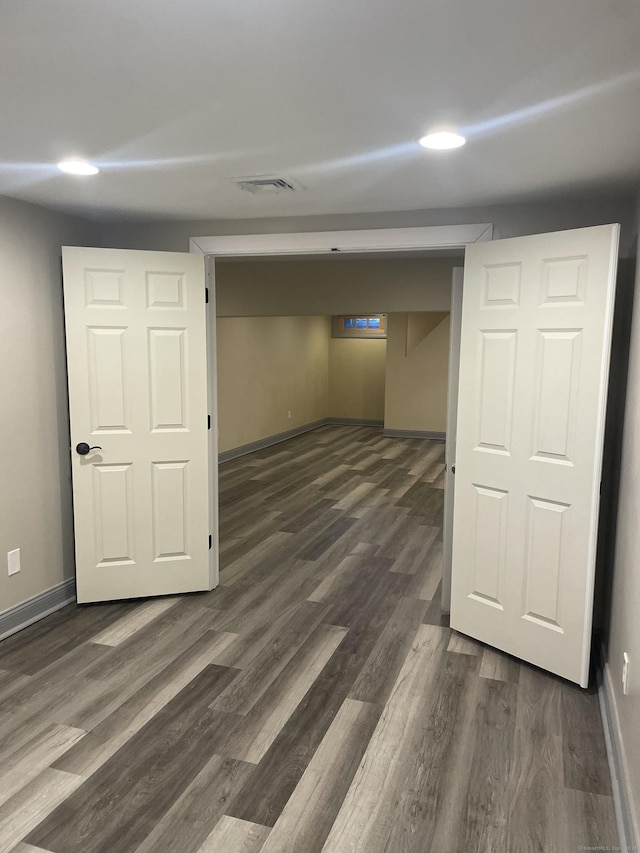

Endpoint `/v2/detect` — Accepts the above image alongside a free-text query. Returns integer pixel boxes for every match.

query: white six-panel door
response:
[450,225,619,686]
[62,247,212,603]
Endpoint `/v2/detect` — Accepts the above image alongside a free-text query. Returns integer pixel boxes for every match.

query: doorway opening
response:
[200,223,493,609]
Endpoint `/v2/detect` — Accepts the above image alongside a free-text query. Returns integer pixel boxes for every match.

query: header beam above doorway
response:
[189,224,493,257]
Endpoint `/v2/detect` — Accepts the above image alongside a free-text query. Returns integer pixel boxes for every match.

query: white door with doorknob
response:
[63,246,215,604]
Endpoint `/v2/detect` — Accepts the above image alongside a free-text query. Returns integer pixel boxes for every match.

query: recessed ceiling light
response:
[57,159,99,176]
[419,131,466,150]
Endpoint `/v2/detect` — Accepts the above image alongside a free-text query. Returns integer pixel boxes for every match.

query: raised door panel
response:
[475,331,517,456]
[87,327,130,434]
[92,464,135,568]
[468,484,509,609]
[152,461,189,561]
[148,328,188,432]
[521,496,569,633]
[531,330,581,465]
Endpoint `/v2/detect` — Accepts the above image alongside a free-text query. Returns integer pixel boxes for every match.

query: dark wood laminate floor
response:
[0,425,617,852]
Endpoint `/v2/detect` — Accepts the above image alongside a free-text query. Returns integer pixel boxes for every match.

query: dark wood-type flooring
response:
[0,425,617,852]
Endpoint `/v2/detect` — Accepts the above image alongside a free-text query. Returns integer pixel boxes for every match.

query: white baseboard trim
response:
[383,428,446,441]
[0,578,76,642]
[598,656,638,849]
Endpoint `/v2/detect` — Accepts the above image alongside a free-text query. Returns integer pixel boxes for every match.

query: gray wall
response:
[605,195,640,840]
[99,193,638,258]
[0,195,97,615]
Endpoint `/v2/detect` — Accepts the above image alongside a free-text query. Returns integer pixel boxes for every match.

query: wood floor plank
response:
[221,532,294,586]
[346,488,390,518]
[454,679,518,853]
[447,630,484,656]
[219,511,282,560]
[212,602,330,716]
[297,515,358,562]
[88,596,180,646]
[261,699,379,853]
[0,723,85,807]
[563,728,613,796]
[54,630,238,778]
[211,558,319,636]
[383,651,483,853]
[560,682,612,795]
[516,664,563,737]
[332,481,378,512]
[479,645,521,683]
[223,624,348,764]
[0,670,32,701]
[55,613,231,734]
[306,553,368,603]
[197,816,270,853]
[25,666,241,853]
[388,524,439,575]
[558,788,619,851]
[0,641,109,713]
[404,537,444,600]
[348,596,427,705]
[374,513,425,560]
[311,463,351,488]
[0,644,109,764]
[506,727,564,853]
[135,756,255,853]
[279,498,337,534]
[80,598,217,688]
[421,581,449,626]
[0,602,138,677]
[322,555,403,628]
[225,570,409,828]
[321,624,450,852]
[0,769,82,853]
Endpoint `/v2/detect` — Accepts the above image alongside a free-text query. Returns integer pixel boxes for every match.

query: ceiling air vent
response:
[236,176,298,194]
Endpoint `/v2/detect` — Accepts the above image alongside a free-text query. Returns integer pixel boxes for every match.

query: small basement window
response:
[332,314,386,338]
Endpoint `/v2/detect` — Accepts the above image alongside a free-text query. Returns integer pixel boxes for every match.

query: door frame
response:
[192,223,493,593]
[190,223,493,257]
[442,267,464,613]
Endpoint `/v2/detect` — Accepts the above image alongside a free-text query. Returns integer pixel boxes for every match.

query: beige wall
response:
[606,197,640,839]
[384,312,450,433]
[216,315,330,453]
[0,195,97,615]
[215,258,455,316]
[329,338,386,421]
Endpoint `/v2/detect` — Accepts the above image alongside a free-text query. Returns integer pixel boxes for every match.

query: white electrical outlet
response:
[622,652,630,696]
[287,410,292,419]
[7,548,20,576]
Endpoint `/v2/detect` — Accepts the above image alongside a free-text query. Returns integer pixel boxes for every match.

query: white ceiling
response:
[1,0,640,222]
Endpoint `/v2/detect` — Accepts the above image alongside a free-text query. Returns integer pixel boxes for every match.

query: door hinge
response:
[209,535,212,550]
[208,414,211,430]
[205,287,209,303]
